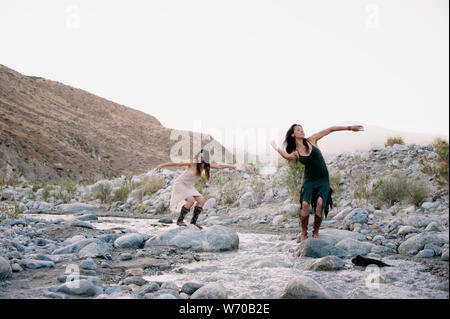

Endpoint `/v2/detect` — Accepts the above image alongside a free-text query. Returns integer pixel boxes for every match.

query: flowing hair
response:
[283,124,309,157]
[194,149,210,181]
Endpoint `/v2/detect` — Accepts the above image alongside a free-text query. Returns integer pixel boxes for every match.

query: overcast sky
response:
[1,0,448,151]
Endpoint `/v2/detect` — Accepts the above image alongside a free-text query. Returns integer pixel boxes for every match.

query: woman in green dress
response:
[271,124,364,242]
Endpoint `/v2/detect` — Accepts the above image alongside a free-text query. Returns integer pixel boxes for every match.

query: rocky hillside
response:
[0,64,227,183]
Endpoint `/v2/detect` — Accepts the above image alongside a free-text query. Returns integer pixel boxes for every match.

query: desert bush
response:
[286,162,304,203]
[144,176,166,196]
[60,178,77,197]
[405,177,432,207]
[250,176,265,203]
[385,136,405,147]
[218,171,240,205]
[371,173,409,207]
[351,154,371,206]
[329,170,343,197]
[0,202,20,220]
[41,185,52,202]
[419,138,449,186]
[94,183,112,204]
[113,182,130,203]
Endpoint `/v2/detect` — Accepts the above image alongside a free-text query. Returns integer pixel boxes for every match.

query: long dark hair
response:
[283,124,309,156]
[194,149,210,181]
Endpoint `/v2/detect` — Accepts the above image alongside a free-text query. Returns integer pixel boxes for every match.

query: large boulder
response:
[203,198,217,211]
[305,256,345,271]
[295,239,350,259]
[145,225,239,252]
[56,279,102,297]
[56,203,101,213]
[0,256,12,280]
[343,208,368,230]
[53,238,105,255]
[114,233,149,249]
[78,242,112,259]
[191,282,228,299]
[280,276,331,299]
[335,238,374,256]
[398,232,449,255]
[406,216,435,228]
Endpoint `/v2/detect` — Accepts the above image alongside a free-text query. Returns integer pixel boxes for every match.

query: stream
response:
[26,213,449,299]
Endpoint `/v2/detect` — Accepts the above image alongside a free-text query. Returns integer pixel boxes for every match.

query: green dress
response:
[296,139,333,217]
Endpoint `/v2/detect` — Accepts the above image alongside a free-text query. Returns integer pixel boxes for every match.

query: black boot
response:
[191,206,203,229]
[177,205,190,226]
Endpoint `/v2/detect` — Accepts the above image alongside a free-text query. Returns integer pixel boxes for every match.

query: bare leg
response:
[312,197,323,239]
[298,201,310,242]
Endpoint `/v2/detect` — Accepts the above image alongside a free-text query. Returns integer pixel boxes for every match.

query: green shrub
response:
[286,163,304,203]
[250,176,265,203]
[61,178,77,197]
[371,173,409,207]
[94,183,112,204]
[419,138,449,186]
[41,186,52,202]
[144,176,166,196]
[218,171,240,205]
[114,183,130,203]
[329,170,343,197]
[405,178,431,207]
[385,136,405,147]
[351,154,371,206]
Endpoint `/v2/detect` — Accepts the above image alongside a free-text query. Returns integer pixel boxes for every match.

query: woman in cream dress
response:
[156,149,236,229]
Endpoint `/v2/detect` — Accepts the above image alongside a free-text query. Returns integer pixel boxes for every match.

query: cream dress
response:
[169,169,201,212]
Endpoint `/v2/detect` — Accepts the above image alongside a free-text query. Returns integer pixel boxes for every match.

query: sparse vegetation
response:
[385,136,405,147]
[329,170,343,198]
[41,185,52,202]
[143,176,166,196]
[286,162,304,203]
[0,202,20,221]
[250,176,265,204]
[405,177,432,207]
[217,170,240,205]
[419,138,449,186]
[113,182,131,203]
[351,154,371,206]
[94,182,112,204]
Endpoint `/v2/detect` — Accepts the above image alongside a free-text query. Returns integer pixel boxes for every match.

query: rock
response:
[56,279,101,297]
[421,201,439,210]
[53,238,106,255]
[281,204,300,217]
[145,225,239,252]
[137,282,160,295]
[76,214,99,221]
[125,268,143,277]
[335,238,374,256]
[385,218,404,233]
[407,216,434,228]
[81,258,97,270]
[158,217,173,224]
[57,203,101,213]
[305,256,345,271]
[398,232,448,255]
[416,249,435,258]
[181,282,203,295]
[119,253,133,261]
[150,289,181,299]
[295,238,350,259]
[239,192,257,208]
[280,275,330,299]
[11,263,23,272]
[0,256,12,280]
[161,281,179,292]
[271,215,285,226]
[343,208,368,230]
[424,243,442,256]
[425,222,443,232]
[203,198,217,210]
[332,207,353,221]
[114,233,148,249]
[23,259,55,269]
[441,246,449,261]
[397,226,421,236]
[191,282,228,299]
[78,242,111,259]
[122,276,148,286]
[66,219,94,229]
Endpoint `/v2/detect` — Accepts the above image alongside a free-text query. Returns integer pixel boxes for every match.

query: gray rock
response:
[397,226,421,236]
[343,208,368,230]
[281,204,300,217]
[191,282,228,299]
[0,256,12,280]
[181,282,203,295]
[305,256,345,271]
[145,225,239,252]
[239,192,257,208]
[137,282,160,295]
[335,238,374,256]
[53,238,106,255]
[23,259,55,269]
[416,249,435,258]
[407,216,434,228]
[158,217,173,224]
[441,245,449,261]
[332,207,353,221]
[150,289,181,299]
[66,219,94,229]
[161,281,179,292]
[122,276,148,286]
[114,233,148,249]
[295,238,350,259]
[203,198,217,210]
[80,258,97,270]
[56,279,101,297]
[76,214,99,221]
[119,253,133,261]
[11,263,23,272]
[78,242,111,259]
[398,232,448,255]
[57,203,100,213]
[421,201,439,210]
[424,243,442,256]
[280,275,330,299]
[425,222,443,232]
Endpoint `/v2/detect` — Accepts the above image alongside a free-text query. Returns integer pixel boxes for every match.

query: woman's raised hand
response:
[350,125,364,132]
[155,163,165,171]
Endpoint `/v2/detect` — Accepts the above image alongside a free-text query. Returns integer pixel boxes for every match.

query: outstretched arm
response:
[308,125,364,144]
[155,161,192,171]
[210,163,236,170]
[270,141,298,161]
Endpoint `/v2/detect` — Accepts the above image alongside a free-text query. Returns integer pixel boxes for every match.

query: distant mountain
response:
[0,64,228,183]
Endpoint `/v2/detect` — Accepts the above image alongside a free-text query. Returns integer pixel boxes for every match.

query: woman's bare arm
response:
[308,125,364,145]
[155,162,193,170]
[270,141,298,161]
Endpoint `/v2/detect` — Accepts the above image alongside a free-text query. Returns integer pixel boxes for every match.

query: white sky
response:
[1,0,448,151]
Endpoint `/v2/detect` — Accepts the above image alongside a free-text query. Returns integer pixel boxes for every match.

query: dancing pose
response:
[156,149,236,229]
[271,124,364,242]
